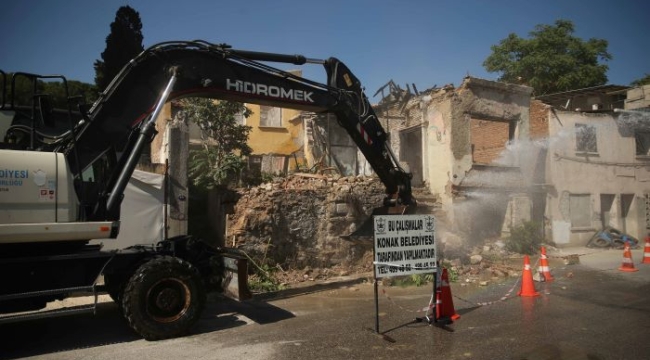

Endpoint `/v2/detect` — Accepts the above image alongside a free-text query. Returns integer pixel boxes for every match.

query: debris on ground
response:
[226,173,553,290]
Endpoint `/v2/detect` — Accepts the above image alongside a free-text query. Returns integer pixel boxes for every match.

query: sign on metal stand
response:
[372,214,437,333]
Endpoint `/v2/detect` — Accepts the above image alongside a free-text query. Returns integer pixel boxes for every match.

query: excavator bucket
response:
[220,252,252,301]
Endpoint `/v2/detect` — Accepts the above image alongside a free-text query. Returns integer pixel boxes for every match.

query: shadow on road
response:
[0,277,378,359]
[194,295,296,334]
[0,297,296,359]
[0,302,139,360]
[254,276,369,301]
[457,305,482,316]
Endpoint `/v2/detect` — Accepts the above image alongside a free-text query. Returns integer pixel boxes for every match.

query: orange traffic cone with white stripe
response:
[436,268,460,323]
[641,235,650,265]
[618,243,639,272]
[538,246,554,282]
[518,255,540,297]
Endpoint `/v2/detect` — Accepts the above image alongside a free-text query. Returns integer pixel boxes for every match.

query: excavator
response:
[0,40,414,340]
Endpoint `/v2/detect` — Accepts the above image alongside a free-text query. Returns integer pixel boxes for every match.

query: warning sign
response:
[373,214,436,278]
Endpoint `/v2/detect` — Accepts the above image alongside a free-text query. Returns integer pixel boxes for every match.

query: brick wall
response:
[470,118,509,164]
[529,100,550,139]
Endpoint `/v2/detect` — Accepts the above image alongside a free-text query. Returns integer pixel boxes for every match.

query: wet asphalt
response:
[1,247,649,360]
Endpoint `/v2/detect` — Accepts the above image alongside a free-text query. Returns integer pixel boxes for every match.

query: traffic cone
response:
[538,246,554,282]
[641,235,650,265]
[618,243,639,272]
[518,255,540,297]
[436,268,460,323]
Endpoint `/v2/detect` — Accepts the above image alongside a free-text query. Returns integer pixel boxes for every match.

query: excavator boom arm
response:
[59,40,413,219]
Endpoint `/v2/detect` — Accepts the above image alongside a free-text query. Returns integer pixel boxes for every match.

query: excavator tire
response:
[121,256,206,340]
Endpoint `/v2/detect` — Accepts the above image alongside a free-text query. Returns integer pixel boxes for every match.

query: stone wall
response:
[226,175,386,269]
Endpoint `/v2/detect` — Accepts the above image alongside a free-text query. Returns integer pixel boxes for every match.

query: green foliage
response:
[240,245,286,293]
[483,19,611,95]
[239,169,276,187]
[2,73,97,109]
[439,261,459,283]
[390,273,434,287]
[239,167,262,186]
[260,172,275,183]
[415,273,435,286]
[505,221,542,255]
[94,6,144,91]
[248,263,286,293]
[181,98,252,189]
[2,74,33,107]
[43,80,98,109]
[631,73,650,87]
[446,267,459,283]
[188,148,245,189]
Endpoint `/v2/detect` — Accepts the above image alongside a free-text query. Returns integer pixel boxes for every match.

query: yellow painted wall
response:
[246,104,303,155]
[244,70,306,171]
[158,69,308,172]
[165,97,303,159]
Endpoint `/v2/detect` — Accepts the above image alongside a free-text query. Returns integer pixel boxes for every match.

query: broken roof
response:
[534,84,630,106]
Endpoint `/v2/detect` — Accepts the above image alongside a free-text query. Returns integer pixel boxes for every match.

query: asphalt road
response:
[1,247,649,360]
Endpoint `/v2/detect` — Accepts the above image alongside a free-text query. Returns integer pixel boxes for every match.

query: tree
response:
[631,74,650,87]
[180,98,253,189]
[2,74,35,107]
[94,6,144,91]
[483,19,612,95]
[3,72,97,109]
[41,80,98,109]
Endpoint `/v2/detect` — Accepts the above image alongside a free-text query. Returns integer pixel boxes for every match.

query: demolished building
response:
[532,85,650,246]
[375,77,534,244]
[372,79,650,247]
[156,71,650,254]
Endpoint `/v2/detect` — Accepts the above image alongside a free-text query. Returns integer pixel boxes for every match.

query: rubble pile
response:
[445,241,523,286]
[228,174,527,287]
[227,174,385,272]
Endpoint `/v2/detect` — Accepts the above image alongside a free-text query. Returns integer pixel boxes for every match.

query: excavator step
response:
[0,304,96,324]
[0,285,96,302]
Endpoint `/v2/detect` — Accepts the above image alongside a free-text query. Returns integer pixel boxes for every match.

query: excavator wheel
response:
[121,256,206,340]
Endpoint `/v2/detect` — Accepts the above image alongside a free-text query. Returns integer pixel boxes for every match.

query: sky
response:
[1,0,649,99]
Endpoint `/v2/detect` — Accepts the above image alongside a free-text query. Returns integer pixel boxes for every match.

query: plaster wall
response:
[546,110,650,245]
[245,70,306,172]
[369,78,533,240]
[151,102,173,164]
[625,85,650,110]
[423,78,532,212]
[423,99,455,208]
[306,114,361,176]
[246,105,303,156]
